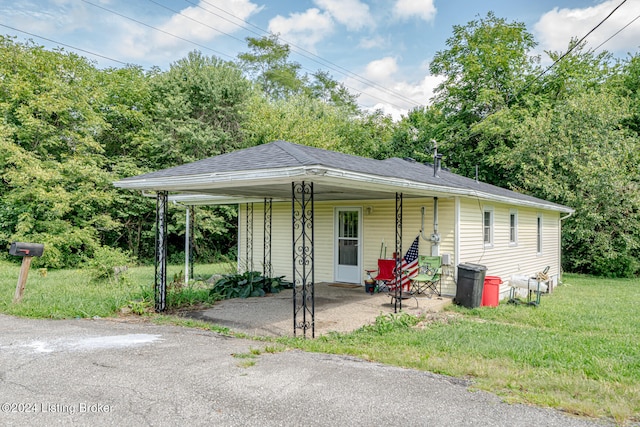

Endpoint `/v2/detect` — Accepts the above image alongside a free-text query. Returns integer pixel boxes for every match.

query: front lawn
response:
[0,260,233,318]
[283,274,640,424]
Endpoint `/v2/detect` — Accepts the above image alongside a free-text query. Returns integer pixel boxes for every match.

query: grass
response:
[277,274,640,424]
[1,262,638,423]
[0,259,234,318]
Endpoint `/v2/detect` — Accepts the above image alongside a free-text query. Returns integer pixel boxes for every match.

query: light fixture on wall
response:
[365,206,374,215]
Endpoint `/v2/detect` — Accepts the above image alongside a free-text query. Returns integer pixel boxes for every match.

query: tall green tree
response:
[243,93,392,156]
[305,70,359,113]
[0,37,120,267]
[238,34,305,101]
[145,51,253,169]
[496,88,640,277]
[427,12,539,184]
[238,35,359,111]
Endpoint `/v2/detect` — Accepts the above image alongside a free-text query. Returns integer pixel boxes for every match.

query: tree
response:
[238,34,305,101]
[496,88,640,277]
[426,12,539,184]
[306,70,359,112]
[0,37,123,268]
[145,51,253,169]
[243,93,392,157]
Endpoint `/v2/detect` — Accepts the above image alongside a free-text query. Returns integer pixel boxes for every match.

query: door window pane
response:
[339,240,358,265]
[339,211,358,238]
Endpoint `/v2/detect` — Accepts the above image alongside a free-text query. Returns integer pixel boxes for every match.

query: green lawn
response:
[282,274,640,424]
[0,260,234,318]
[0,262,638,423]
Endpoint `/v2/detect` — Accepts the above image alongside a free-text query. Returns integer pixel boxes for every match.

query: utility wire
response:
[84,0,413,110]
[512,0,628,102]
[147,0,247,45]
[80,0,234,61]
[189,0,422,108]
[592,13,640,52]
[0,23,130,65]
[0,21,406,112]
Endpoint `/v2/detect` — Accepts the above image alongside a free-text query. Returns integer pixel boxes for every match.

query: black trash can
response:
[455,263,487,308]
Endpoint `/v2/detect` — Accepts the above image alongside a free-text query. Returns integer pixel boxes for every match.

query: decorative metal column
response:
[245,202,254,272]
[394,192,403,313]
[155,191,168,312]
[292,182,314,338]
[188,205,195,281]
[263,198,272,278]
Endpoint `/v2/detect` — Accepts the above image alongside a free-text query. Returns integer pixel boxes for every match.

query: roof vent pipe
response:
[431,139,438,177]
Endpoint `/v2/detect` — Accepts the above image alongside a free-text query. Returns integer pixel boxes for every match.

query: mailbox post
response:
[9,242,44,303]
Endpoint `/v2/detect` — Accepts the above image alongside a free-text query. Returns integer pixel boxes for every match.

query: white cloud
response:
[358,35,387,50]
[393,0,437,22]
[5,1,93,35]
[344,57,443,121]
[1,0,262,66]
[151,0,261,51]
[534,1,640,55]
[314,0,375,31]
[268,8,334,52]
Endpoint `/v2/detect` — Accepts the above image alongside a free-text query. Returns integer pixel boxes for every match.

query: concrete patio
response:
[186,283,452,337]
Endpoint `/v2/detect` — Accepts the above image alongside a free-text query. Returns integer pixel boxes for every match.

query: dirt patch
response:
[413,311,462,329]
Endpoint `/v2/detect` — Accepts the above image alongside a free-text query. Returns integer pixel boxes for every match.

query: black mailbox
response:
[9,242,44,257]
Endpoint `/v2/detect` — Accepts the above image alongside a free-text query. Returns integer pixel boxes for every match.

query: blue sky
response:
[1,0,639,118]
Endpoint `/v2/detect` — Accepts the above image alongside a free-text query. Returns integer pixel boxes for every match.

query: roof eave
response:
[114,165,574,213]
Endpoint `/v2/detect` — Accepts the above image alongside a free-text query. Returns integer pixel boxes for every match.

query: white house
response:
[114,140,574,336]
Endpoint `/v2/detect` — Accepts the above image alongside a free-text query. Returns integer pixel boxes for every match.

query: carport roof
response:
[114,140,573,213]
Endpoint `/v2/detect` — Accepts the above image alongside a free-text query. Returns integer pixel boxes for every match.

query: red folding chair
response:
[365,259,410,292]
[374,259,397,292]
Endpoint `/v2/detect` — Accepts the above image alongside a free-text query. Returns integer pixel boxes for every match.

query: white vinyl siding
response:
[458,199,561,298]
[239,198,457,294]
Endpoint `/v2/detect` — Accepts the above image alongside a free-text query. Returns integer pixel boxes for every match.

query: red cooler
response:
[481,276,502,307]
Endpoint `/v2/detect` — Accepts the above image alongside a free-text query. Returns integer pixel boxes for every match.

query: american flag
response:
[393,235,420,291]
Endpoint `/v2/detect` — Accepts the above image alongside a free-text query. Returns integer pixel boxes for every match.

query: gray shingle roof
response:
[116,140,571,212]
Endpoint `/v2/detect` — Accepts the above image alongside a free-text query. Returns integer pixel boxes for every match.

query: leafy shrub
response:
[210,271,287,300]
[85,246,134,281]
[360,312,420,335]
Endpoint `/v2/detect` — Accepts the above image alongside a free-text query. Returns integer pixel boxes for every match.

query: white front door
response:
[334,208,362,283]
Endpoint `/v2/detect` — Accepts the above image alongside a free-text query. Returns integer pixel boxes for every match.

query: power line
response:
[189,0,422,108]
[90,0,412,111]
[147,0,247,45]
[0,23,130,66]
[512,0,628,101]
[80,0,235,61]
[592,13,640,52]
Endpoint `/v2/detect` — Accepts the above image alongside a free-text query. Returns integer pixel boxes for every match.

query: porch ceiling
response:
[173,180,438,203]
[121,169,452,204]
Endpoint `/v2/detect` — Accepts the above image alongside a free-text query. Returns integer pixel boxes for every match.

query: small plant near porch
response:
[209,271,289,300]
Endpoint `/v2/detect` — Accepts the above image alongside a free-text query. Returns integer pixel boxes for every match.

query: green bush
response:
[210,271,287,300]
[85,246,134,281]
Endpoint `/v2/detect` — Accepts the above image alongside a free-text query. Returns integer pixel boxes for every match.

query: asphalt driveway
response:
[0,315,612,427]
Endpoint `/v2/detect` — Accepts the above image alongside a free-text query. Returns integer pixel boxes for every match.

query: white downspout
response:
[558,211,574,283]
